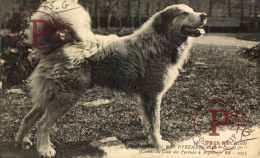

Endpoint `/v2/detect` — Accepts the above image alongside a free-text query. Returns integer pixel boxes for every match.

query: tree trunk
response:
[126,0,131,27]
[94,0,100,28]
[118,0,122,27]
[108,13,112,28]
[158,0,161,11]
[136,0,142,26]
[131,2,134,28]
[240,0,244,19]
[209,0,213,17]
[227,0,231,17]
[22,0,27,6]
[131,16,134,28]
[146,3,150,17]
[90,3,95,16]
[249,3,252,17]
[196,0,199,11]
[106,2,112,28]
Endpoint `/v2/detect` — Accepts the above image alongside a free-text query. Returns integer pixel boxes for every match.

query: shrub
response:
[239,43,260,61]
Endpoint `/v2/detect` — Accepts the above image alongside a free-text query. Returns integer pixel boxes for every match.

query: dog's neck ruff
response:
[128,27,192,63]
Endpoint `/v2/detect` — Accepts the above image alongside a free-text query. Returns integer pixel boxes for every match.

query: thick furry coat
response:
[29,27,191,108]
[16,4,207,157]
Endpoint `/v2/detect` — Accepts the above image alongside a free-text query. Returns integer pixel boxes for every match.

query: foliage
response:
[239,43,260,61]
[0,10,34,89]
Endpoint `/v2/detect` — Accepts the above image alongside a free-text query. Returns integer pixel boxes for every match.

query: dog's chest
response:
[160,42,192,95]
[161,66,179,95]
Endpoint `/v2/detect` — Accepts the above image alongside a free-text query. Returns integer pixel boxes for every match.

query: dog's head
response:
[153,4,207,38]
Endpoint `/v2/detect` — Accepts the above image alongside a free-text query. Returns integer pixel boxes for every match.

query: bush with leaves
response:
[239,43,260,61]
[1,11,35,89]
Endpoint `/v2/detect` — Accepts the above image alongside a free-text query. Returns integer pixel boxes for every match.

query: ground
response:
[0,34,259,157]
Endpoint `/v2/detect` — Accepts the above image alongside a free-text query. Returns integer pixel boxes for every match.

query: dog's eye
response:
[181,12,189,15]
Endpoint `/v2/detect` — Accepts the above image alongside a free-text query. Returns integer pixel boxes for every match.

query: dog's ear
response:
[152,8,179,34]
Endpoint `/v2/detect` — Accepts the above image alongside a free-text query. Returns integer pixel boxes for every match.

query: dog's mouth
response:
[181,25,205,37]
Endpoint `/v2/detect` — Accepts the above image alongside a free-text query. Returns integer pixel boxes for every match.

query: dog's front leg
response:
[138,94,171,149]
[15,105,44,150]
[36,104,73,158]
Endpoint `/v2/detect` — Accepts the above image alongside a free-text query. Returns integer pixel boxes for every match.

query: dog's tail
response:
[27,0,96,62]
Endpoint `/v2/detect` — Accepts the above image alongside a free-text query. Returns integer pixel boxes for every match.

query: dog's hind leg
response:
[138,94,171,149]
[36,104,73,158]
[136,97,150,136]
[15,104,44,150]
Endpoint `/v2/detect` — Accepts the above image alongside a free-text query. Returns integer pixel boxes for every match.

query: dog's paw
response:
[148,134,171,149]
[15,136,32,150]
[156,140,171,149]
[22,137,33,150]
[38,146,56,158]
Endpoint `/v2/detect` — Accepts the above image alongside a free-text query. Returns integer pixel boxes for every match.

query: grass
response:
[0,42,259,157]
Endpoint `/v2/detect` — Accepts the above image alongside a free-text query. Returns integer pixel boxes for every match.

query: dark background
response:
[1,0,260,32]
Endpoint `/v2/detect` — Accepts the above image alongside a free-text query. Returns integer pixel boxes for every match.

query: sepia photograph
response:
[0,0,259,157]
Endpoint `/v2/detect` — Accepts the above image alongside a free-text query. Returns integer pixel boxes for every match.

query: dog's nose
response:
[200,13,207,21]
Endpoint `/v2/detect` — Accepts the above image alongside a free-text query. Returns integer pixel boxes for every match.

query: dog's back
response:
[88,33,191,95]
[16,4,207,157]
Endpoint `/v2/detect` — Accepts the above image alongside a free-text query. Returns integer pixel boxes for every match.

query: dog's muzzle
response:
[181,13,207,37]
[181,25,205,37]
